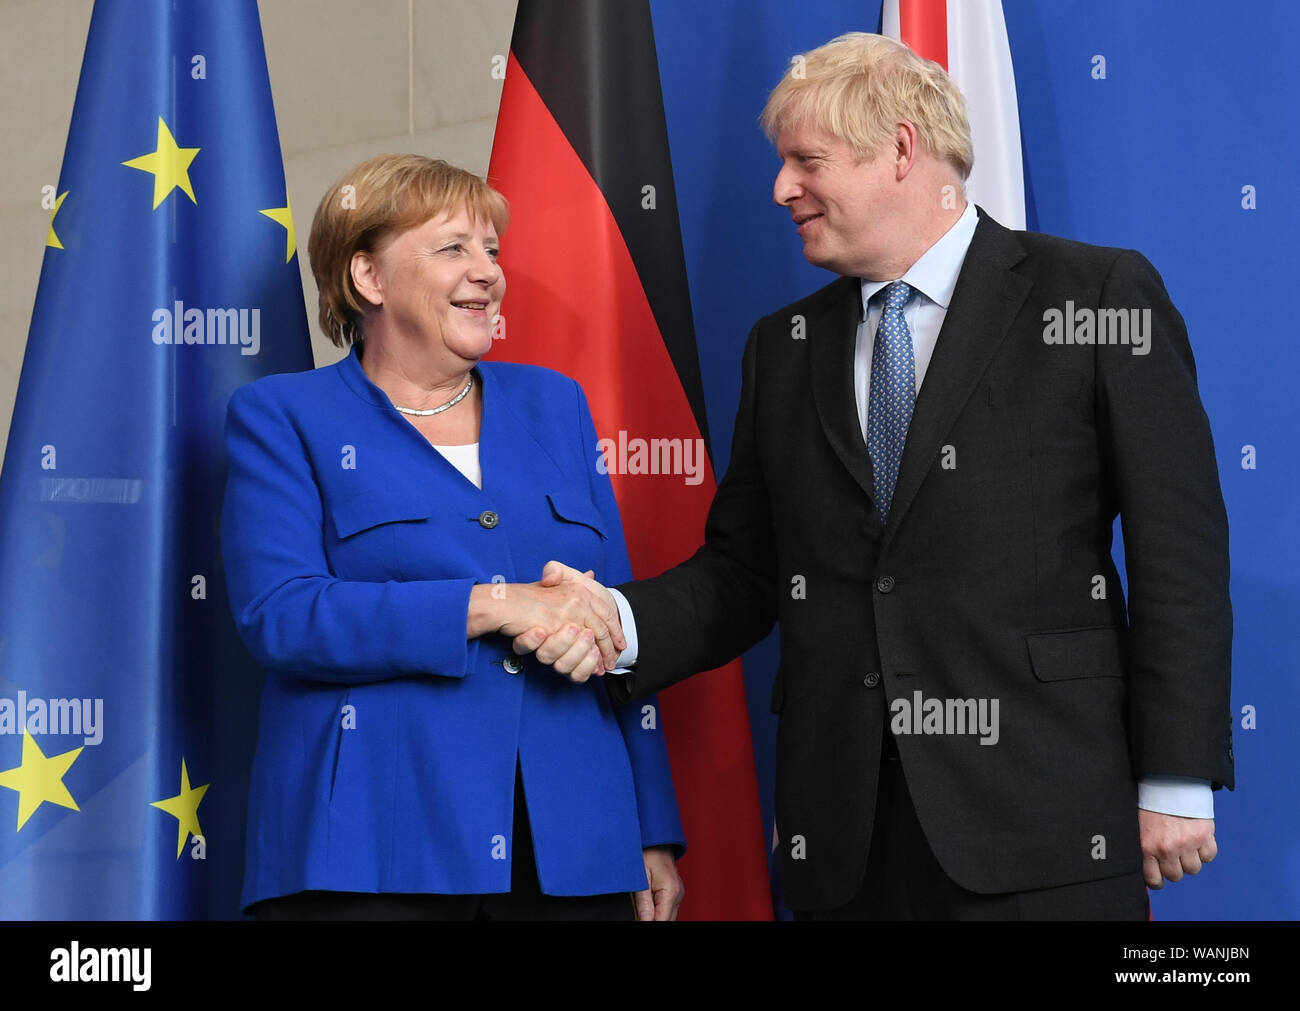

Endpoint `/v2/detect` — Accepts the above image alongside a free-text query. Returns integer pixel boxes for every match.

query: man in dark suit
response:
[529,32,1232,919]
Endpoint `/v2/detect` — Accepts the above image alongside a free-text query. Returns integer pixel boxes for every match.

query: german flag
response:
[487,0,772,919]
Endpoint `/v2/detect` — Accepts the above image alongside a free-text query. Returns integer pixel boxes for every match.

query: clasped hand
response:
[470,561,622,683]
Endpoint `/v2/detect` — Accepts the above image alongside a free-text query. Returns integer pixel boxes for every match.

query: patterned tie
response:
[867,280,916,520]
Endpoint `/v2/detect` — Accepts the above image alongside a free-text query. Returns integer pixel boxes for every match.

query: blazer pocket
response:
[330,487,432,540]
[545,491,607,540]
[1025,626,1125,682]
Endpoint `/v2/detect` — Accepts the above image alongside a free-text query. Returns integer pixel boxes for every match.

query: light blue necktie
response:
[867,280,916,520]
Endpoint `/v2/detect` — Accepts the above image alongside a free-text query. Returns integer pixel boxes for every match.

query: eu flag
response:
[0,0,312,918]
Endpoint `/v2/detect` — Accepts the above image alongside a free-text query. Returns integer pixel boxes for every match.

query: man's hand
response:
[1139,809,1217,888]
[511,561,624,683]
[634,846,684,921]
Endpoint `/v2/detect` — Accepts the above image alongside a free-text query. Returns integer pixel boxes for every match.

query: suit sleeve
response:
[613,324,779,701]
[1096,250,1234,789]
[573,381,685,853]
[221,380,476,683]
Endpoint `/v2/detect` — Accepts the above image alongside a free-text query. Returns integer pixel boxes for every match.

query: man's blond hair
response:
[760,32,973,179]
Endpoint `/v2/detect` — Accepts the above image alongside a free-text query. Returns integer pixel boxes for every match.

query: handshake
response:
[466,561,625,683]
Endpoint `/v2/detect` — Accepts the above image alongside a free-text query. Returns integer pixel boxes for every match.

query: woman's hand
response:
[634,846,684,921]
[467,562,625,678]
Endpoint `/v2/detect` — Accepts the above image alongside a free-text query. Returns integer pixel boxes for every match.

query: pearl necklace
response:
[393,375,473,416]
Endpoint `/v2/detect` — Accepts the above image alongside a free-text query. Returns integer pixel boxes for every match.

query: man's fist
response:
[1139,809,1217,889]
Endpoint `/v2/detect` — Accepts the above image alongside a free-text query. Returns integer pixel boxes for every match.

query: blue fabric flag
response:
[0,0,312,919]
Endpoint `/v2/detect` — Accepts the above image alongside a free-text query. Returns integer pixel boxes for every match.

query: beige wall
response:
[0,0,518,468]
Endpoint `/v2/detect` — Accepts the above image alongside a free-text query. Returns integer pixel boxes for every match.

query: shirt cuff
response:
[607,586,639,669]
[1137,776,1214,819]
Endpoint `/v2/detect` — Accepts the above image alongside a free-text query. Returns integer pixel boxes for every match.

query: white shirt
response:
[854,201,978,439]
[611,201,1211,819]
[432,443,481,489]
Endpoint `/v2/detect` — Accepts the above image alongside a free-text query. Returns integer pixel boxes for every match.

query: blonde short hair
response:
[307,154,509,348]
[760,32,973,180]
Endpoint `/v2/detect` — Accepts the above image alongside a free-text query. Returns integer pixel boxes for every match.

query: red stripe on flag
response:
[898,0,949,68]
[488,54,773,920]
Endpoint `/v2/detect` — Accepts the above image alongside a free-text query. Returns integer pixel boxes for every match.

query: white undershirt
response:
[432,442,481,489]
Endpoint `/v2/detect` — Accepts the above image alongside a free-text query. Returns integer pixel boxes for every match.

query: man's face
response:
[773,122,900,279]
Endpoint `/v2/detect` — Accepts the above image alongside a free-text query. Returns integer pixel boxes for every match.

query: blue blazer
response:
[221,348,684,908]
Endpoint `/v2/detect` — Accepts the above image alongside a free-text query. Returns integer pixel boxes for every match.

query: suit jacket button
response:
[478,510,500,529]
[863,671,880,688]
[876,575,895,593]
[503,654,524,674]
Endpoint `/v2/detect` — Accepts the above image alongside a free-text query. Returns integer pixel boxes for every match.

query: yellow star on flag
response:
[122,117,200,209]
[0,731,83,831]
[150,758,209,859]
[259,199,297,262]
[46,190,69,249]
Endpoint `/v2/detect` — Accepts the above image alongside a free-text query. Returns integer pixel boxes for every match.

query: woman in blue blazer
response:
[221,154,684,920]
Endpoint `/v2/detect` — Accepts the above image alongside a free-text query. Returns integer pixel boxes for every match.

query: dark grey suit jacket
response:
[613,208,1234,912]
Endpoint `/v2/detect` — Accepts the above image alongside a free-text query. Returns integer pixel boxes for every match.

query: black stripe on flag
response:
[509,0,712,453]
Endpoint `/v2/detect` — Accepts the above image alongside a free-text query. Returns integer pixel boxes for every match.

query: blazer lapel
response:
[809,275,876,502]
[883,209,1032,544]
[477,363,568,501]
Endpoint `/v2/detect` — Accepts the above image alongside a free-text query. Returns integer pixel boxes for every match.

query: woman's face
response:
[366,207,505,366]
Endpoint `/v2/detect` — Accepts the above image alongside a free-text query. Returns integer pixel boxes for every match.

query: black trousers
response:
[796,735,1150,921]
[253,763,636,922]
